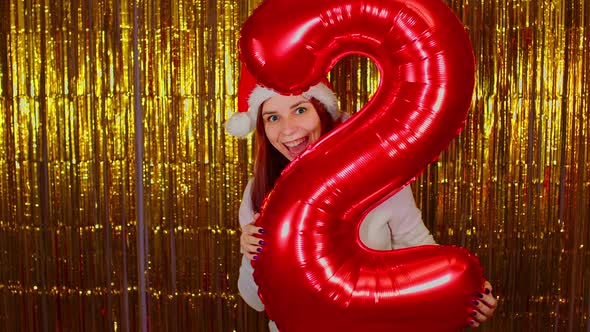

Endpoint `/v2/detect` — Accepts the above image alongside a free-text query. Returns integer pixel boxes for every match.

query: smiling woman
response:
[225,64,343,211]
[225,65,498,331]
[261,96,324,161]
[251,95,337,211]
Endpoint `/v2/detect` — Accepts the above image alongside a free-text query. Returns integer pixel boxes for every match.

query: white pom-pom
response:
[225,112,254,138]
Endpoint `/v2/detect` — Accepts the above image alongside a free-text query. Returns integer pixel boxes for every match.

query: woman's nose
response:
[280,116,297,134]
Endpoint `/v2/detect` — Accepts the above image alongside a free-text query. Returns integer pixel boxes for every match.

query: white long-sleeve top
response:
[237,179,437,330]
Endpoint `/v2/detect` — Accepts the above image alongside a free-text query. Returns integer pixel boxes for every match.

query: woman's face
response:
[261,94,322,161]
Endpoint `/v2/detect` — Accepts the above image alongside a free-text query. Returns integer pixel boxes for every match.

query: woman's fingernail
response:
[485,288,491,294]
[471,310,478,316]
[469,320,475,326]
[258,229,265,234]
[472,300,479,306]
[253,255,258,260]
[259,240,265,245]
[477,293,484,298]
[256,247,263,253]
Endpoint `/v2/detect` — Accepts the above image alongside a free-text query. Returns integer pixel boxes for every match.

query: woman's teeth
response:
[283,137,309,157]
[284,137,307,148]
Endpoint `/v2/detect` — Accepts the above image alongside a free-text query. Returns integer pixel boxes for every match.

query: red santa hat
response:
[225,63,341,138]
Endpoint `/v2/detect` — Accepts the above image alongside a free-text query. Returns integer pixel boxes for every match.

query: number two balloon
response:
[240,0,484,331]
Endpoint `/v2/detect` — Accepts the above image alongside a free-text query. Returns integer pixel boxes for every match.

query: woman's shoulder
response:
[243,177,254,194]
[240,178,255,203]
[238,178,256,227]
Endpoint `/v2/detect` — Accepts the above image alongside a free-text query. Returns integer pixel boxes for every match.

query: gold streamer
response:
[0,0,588,331]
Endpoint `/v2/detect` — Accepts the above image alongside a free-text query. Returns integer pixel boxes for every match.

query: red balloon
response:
[240,0,483,331]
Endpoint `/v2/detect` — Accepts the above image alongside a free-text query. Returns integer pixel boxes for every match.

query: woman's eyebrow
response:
[289,100,310,109]
[261,109,278,116]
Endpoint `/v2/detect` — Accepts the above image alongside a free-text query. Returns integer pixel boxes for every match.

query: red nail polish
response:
[253,255,258,260]
[485,288,491,294]
[256,247,263,253]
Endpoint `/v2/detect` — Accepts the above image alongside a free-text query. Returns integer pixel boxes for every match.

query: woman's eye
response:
[267,115,279,122]
[295,107,306,114]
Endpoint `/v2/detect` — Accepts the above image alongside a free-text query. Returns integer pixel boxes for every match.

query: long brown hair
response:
[250,97,337,212]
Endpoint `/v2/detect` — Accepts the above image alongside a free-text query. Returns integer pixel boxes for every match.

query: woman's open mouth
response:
[283,137,309,159]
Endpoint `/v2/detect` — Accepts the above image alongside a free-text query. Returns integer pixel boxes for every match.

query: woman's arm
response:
[385,185,437,248]
[237,255,265,311]
[237,179,265,312]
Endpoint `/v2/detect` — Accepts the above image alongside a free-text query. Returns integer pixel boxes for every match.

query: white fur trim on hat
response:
[225,83,340,138]
[301,84,339,119]
[224,111,256,138]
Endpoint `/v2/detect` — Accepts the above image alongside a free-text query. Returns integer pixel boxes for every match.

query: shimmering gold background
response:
[0,0,588,331]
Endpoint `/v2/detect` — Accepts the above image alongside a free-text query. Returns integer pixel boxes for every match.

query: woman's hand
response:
[468,280,498,328]
[240,213,265,261]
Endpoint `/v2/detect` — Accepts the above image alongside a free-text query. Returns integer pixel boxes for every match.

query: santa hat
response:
[225,63,341,138]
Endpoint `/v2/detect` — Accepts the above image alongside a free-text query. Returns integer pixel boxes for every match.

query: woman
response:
[225,67,497,331]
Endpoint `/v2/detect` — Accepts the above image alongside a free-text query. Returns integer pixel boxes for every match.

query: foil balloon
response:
[240,0,483,331]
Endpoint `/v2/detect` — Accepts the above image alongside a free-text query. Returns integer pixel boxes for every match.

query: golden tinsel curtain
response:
[0,0,588,331]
